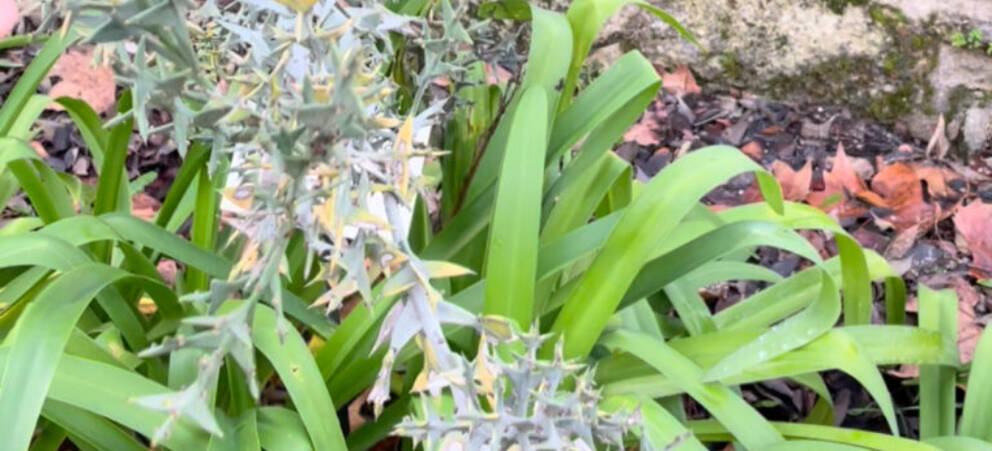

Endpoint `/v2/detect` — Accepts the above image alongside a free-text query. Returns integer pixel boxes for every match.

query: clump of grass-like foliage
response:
[0,0,989,449]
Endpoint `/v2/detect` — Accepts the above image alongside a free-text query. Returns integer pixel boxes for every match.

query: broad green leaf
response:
[917,286,958,439]
[156,142,210,229]
[623,220,823,308]
[0,264,176,450]
[462,6,571,206]
[559,0,694,111]
[42,400,145,451]
[689,420,934,450]
[601,396,707,450]
[25,352,212,449]
[924,436,992,450]
[250,303,347,450]
[483,87,547,326]
[704,273,840,381]
[763,441,865,450]
[960,323,992,441]
[551,146,782,359]
[0,30,77,136]
[602,329,783,449]
[257,407,314,451]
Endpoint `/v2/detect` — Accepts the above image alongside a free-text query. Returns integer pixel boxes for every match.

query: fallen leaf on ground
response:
[740,141,763,160]
[951,277,984,364]
[0,0,17,38]
[868,163,932,231]
[922,275,986,364]
[484,63,513,85]
[30,141,47,159]
[347,389,371,432]
[888,364,919,379]
[47,48,117,115]
[131,192,160,222]
[623,116,662,147]
[954,201,992,280]
[771,160,812,201]
[156,259,177,286]
[925,115,950,160]
[884,224,920,259]
[806,144,868,218]
[914,164,966,199]
[660,65,701,97]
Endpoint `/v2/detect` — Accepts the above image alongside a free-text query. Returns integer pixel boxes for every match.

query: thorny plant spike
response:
[40,0,483,442]
[37,0,650,447]
[395,327,645,450]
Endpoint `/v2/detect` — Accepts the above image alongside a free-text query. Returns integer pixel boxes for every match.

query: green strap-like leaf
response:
[704,273,840,381]
[251,304,347,450]
[959,322,992,440]
[0,264,177,450]
[924,436,992,451]
[483,87,547,326]
[101,213,232,277]
[0,30,77,135]
[551,146,782,359]
[559,0,694,111]
[42,400,146,451]
[602,329,784,449]
[918,286,959,439]
[257,407,315,451]
[689,420,935,450]
[600,395,707,450]
[623,220,823,308]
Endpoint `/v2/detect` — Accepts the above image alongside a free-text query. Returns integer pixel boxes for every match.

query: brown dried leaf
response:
[884,224,920,260]
[771,160,812,201]
[30,141,48,159]
[47,48,116,115]
[131,192,160,222]
[623,118,662,147]
[954,201,992,280]
[925,114,950,160]
[913,164,966,200]
[156,259,177,286]
[920,275,986,364]
[660,65,701,97]
[484,63,513,85]
[806,143,868,218]
[0,0,17,39]
[887,364,919,379]
[869,163,933,232]
[347,389,370,433]
[740,141,763,161]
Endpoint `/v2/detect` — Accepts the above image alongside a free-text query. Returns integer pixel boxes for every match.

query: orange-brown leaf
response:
[806,143,868,218]
[869,162,933,231]
[131,192,160,222]
[954,201,992,279]
[660,65,701,97]
[47,48,116,115]
[740,141,763,161]
[0,0,17,38]
[771,160,811,201]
